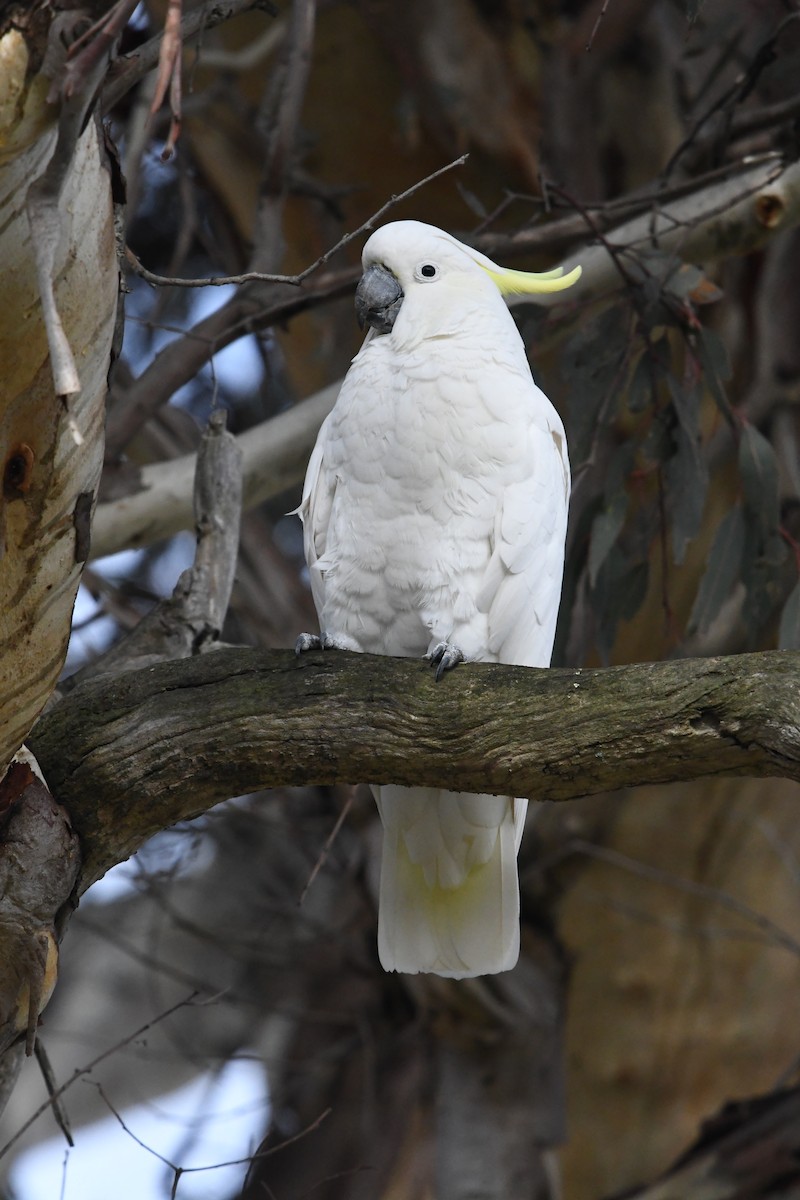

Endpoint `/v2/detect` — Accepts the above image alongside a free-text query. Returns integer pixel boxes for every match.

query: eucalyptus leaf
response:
[591,546,649,663]
[666,423,709,564]
[589,491,629,587]
[627,335,671,413]
[564,304,630,463]
[694,326,734,425]
[778,577,800,649]
[688,505,745,635]
[739,423,780,537]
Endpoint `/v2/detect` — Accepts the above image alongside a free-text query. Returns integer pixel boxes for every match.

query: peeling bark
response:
[0,17,116,772]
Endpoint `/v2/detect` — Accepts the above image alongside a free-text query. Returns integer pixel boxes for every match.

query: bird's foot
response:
[295,632,322,655]
[425,641,465,682]
[295,632,358,656]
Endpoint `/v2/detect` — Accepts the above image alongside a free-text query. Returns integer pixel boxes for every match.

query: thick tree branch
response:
[536,156,800,308]
[28,648,800,892]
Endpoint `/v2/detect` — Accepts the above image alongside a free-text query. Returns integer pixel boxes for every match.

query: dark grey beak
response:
[355,263,404,334]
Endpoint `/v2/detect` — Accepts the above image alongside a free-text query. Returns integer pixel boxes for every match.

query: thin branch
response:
[101,0,276,114]
[90,1080,329,1200]
[0,993,199,1162]
[95,154,800,559]
[34,1041,74,1149]
[520,156,800,312]
[585,0,612,52]
[662,13,800,177]
[567,839,800,960]
[107,155,467,459]
[298,788,356,906]
[122,153,470,290]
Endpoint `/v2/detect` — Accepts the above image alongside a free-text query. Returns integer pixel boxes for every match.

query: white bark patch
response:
[0,118,116,771]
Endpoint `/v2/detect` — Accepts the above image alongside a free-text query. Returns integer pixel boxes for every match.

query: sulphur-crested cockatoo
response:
[296,220,579,978]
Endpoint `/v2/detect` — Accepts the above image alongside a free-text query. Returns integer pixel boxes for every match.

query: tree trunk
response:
[0,17,116,772]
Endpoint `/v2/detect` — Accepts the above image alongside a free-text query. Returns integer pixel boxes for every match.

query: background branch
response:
[94,155,800,558]
[91,382,336,556]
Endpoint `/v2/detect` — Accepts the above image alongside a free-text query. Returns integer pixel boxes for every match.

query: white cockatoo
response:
[296,220,579,978]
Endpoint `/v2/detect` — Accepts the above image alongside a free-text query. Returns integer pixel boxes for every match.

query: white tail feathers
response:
[374,785,527,978]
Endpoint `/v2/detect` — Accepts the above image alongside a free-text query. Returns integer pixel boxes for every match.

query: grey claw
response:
[425,641,465,682]
[295,633,322,656]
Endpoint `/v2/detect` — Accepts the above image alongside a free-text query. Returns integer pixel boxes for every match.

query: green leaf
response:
[626,351,651,414]
[778,577,800,650]
[588,491,629,587]
[666,423,709,564]
[688,505,745,635]
[564,305,630,463]
[739,423,780,538]
[665,376,708,563]
[694,327,734,426]
[591,546,649,662]
[740,525,787,634]
[626,335,671,413]
[664,263,705,302]
[588,443,636,586]
[667,373,700,439]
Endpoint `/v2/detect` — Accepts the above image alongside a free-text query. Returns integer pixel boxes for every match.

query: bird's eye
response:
[416,262,439,281]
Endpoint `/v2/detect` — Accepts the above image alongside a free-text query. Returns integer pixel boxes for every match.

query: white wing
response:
[295,413,336,619]
[478,412,570,668]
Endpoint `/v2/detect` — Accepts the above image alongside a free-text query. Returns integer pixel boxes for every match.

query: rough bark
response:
[0,761,79,1056]
[0,19,116,773]
[27,647,800,891]
[610,1086,800,1200]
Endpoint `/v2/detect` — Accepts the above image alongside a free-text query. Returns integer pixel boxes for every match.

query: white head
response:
[355,220,581,342]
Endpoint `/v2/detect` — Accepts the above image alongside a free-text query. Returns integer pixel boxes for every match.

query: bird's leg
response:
[425,641,465,682]
[295,633,322,654]
[295,632,360,655]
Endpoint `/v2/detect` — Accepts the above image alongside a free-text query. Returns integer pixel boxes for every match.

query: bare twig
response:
[298,789,356,906]
[90,1080,330,1200]
[123,153,470,290]
[102,0,276,113]
[566,839,800,959]
[33,1041,74,1149]
[105,270,352,459]
[663,12,800,177]
[107,154,467,458]
[585,0,612,52]
[0,993,199,1162]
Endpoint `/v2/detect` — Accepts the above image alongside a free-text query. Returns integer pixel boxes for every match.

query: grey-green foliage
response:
[556,253,797,662]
